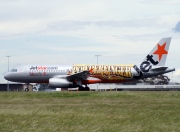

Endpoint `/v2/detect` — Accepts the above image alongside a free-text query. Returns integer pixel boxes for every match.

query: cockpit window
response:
[11,69,17,72]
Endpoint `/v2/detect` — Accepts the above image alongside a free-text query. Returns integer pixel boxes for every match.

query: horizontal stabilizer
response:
[150,67,168,71]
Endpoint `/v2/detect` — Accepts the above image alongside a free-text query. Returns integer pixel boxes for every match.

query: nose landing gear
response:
[24,83,29,92]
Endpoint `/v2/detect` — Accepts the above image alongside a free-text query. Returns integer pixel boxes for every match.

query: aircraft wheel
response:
[25,88,29,92]
[85,87,90,91]
[79,86,84,91]
[79,86,90,91]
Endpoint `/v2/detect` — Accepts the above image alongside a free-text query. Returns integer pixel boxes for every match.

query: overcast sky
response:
[0,0,180,83]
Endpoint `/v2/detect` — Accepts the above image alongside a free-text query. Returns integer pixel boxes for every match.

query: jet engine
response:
[49,78,73,88]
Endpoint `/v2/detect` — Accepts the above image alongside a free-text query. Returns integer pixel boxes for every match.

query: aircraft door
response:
[19,66,28,76]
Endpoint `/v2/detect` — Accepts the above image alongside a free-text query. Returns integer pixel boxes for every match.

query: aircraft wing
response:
[67,71,90,80]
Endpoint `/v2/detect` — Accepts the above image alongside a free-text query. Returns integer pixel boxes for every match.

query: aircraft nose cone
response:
[4,73,10,80]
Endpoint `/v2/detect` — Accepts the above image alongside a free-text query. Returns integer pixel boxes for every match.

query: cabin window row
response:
[29,70,67,72]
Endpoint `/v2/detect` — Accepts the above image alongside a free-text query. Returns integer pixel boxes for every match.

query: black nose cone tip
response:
[4,73,9,80]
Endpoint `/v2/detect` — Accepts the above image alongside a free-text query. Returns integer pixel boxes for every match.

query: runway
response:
[89,85,180,91]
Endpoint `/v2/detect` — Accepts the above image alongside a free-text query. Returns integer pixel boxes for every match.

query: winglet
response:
[143,37,171,66]
[89,68,94,74]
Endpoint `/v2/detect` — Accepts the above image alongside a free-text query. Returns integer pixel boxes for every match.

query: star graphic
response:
[153,42,168,61]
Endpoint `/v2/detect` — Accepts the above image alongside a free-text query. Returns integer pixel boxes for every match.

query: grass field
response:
[0,91,180,132]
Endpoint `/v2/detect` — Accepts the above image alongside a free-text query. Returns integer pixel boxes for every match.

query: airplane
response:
[4,37,175,91]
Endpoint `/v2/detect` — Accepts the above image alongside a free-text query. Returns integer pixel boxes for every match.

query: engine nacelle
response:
[49,78,73,88]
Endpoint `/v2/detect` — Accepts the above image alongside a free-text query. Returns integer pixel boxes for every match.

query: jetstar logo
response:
[153,43,168,61]
[143,42,168,67]
[30,66,58,70]
[133,42,168,78]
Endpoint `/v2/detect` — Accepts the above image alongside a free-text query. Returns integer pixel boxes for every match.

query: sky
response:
[0,0,180,84]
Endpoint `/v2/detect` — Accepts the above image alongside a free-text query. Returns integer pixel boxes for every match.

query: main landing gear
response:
[78,85,90,91]
[75,80,90,91]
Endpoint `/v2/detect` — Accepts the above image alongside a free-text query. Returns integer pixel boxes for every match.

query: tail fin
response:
[143,37,171,66]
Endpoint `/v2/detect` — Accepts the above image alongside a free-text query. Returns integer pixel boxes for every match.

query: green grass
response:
[0,91,180,132]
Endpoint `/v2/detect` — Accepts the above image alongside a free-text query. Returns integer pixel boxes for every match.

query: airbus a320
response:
[4,37,175,91]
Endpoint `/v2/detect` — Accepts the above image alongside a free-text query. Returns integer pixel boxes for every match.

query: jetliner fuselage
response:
[4,64,175,84]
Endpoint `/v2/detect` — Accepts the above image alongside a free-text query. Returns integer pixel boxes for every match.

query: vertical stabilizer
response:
[143,37,171,66]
